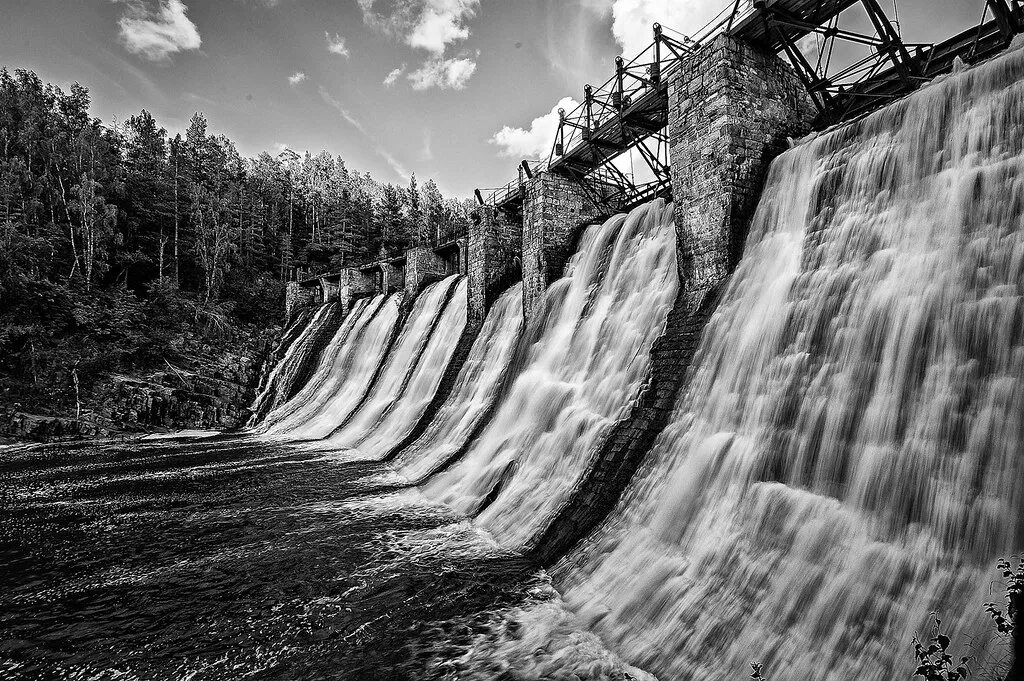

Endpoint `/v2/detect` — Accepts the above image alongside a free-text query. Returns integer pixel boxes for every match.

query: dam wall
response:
[528,34,815,563]
[292,31,816,325]
[282,38,813,557]
[284,40,812,556]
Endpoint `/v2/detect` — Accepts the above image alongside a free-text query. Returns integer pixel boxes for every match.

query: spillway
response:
[325,275,467,454]
[394,283,525,481]
[248,302,339,425]
[421,199,679,548]
[554,44,1024,681]
[260,294,400,439]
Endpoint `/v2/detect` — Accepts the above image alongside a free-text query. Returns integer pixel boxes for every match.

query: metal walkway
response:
[477,0,1024,215]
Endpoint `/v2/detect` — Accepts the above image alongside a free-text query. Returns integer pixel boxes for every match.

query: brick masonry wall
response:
[670,34,815,286]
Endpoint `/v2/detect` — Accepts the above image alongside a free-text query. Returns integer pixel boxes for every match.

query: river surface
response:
[0,436,632,680]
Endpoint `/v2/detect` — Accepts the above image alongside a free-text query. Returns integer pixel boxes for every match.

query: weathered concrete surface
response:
[670,33,815,284]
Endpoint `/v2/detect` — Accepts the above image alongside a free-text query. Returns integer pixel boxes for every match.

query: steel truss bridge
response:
[477,0,1024,215]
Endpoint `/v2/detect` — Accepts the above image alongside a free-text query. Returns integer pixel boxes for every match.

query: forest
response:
[0,67,472,423]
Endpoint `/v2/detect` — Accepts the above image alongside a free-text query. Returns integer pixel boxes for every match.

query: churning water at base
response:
[555,43,1024,681]
[422,200,678,549]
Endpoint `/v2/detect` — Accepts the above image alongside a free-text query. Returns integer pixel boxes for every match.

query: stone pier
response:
[521,172,601,320]
[467,206,523,329]
[381,261,405,294]
[670,34,815,287]
[285,281,318,321]
[338,268,376,316]
[405,246,449,297]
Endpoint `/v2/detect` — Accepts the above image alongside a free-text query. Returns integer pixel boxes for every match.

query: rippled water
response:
[0,437,648,680]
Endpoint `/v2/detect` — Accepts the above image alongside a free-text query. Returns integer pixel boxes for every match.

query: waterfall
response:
[554,45,1024,681]
[394,283,524,482]
[421,199,679,548]
[325,275,467,453]
[248,302,339,425]
[261,294,400,439]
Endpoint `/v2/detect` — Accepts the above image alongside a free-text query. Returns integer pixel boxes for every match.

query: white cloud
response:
[408,56,476,90]
[489,96,579,159]
[318,86,411,181]
[288,72,307,86]
[383,64,406,87]
[407,0,477,54]
[117,0,202,62]
[326,32,350,57]
[609,0,722,56]
[358,0,478,55]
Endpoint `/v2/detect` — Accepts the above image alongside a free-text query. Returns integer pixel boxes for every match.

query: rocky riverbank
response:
[2,324,282,442]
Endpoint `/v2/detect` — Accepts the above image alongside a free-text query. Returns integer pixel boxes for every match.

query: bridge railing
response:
[549,1,756,169]
[475,159,545,208]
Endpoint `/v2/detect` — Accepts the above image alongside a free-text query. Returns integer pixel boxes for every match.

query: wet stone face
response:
[0,438,553,680]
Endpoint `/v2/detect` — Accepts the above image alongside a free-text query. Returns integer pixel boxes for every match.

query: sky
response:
[0,0,986,199]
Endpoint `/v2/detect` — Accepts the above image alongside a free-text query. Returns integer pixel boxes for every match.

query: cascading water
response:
[248,302,338,425]
[325,275,467,454]
[394,283,524,482]
[555,45,1024,681]
[422,200,678,548]
[248,308,313,421]
[260,294,400,439]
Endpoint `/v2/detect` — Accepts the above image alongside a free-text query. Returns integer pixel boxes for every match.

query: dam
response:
[270,3,1024,677]
[2,1,1022,679]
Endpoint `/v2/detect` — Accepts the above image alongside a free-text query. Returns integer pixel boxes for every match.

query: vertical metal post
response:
[860,0,919,80]
[614,57,625,110]
[651,23,662,84]
[584,85,594,140]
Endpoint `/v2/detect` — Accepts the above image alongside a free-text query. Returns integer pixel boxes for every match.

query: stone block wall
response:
[339,268,377,316]
[468,206,523,329]
[382,262,406,293]
[319,279,340,304]
[285,281,318,321]
[669,33,815,288]
[521,172,601,320]
[405,247,449,297]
